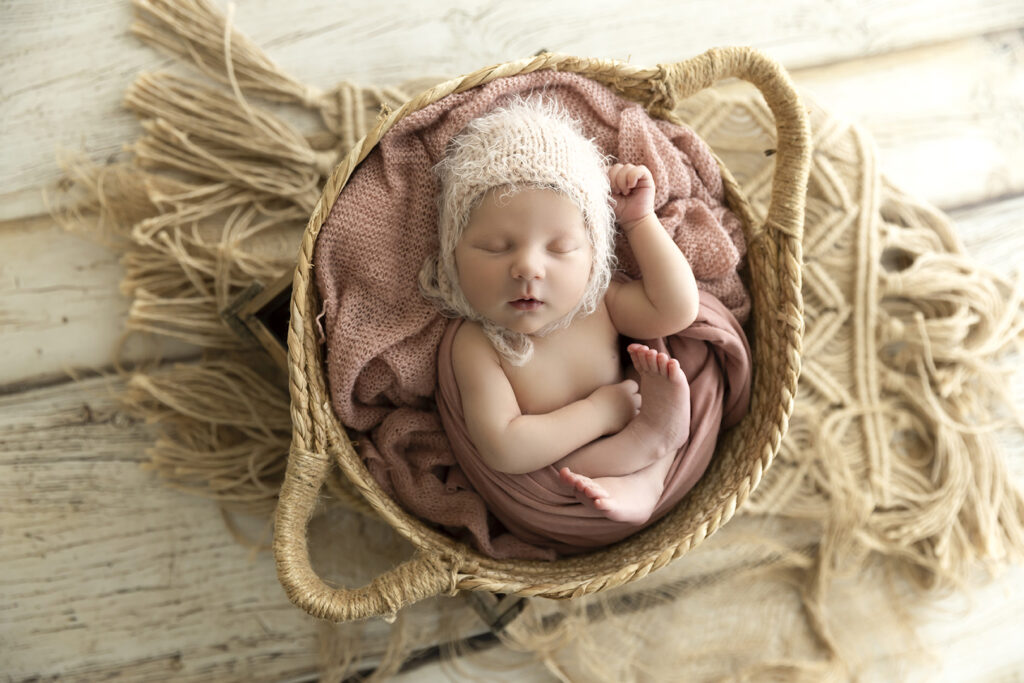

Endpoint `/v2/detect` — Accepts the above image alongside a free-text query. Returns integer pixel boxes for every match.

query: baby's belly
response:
[508,342,624,415]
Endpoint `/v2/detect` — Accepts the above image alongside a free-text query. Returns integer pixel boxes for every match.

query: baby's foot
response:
[622,344,691,462]
[559,466,664,525]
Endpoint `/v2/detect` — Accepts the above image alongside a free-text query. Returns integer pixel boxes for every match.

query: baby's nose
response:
[510,249,544,280]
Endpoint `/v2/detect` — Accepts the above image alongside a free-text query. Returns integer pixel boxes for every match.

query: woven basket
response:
[274,47,810,622]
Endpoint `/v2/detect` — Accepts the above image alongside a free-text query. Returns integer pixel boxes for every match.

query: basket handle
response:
[653,47,811,243]
[273,47,808,623]
[273,443,455,622]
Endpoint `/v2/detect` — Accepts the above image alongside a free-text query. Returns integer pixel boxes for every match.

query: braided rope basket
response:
[274,47,810,622]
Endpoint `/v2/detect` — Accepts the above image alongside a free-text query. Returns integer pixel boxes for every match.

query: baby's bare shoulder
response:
[452,321,505,384]
[452,320,490,359]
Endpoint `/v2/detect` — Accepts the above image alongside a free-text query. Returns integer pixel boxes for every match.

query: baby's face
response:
[454,188,593,336]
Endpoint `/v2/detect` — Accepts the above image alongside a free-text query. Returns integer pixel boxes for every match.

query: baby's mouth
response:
[509,296,543,311]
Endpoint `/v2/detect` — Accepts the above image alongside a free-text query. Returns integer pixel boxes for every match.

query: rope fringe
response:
[58,0,412,506]
[131,357,292,512]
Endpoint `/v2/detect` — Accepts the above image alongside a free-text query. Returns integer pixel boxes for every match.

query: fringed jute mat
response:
[58,0,1024,679]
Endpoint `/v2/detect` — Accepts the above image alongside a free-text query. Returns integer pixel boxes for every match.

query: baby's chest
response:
[505,326,623,415]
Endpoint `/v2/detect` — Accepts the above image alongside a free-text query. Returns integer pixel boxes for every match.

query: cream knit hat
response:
[420,95,616,365]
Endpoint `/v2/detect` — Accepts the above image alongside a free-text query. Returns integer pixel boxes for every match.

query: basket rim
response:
[276,48,809,610]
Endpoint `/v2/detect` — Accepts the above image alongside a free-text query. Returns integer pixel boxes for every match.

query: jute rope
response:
[273,47,810,621]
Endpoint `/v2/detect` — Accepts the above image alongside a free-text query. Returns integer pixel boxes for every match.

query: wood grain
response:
[4,0,1024,220]
[793,31,1024,210]
[0,374,475,680]
[0,214,199,389]
[2,1,1023,680]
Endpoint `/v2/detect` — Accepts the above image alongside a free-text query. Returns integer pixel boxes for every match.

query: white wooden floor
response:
[3,1,1024,680]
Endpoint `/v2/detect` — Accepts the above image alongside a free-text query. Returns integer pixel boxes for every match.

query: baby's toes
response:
[644,349,659,374]
[584,481,609,500]
[559,467,581,488]
[632,347,649,373]
[627,344,642,369]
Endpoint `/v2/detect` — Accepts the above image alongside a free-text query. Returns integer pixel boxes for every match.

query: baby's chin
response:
[501,316,549,336]
[478,311,578,338]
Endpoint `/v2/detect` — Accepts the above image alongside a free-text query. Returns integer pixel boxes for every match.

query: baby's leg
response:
[555,344,690,479]
[559,454,673,525]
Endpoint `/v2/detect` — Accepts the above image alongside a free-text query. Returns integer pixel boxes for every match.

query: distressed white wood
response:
[952,194,1024,279]
[2,0,1024,680]
[0,215,199,388]
[4,0,1024,221]
[794,32,1024,210]
[0,374,474,680]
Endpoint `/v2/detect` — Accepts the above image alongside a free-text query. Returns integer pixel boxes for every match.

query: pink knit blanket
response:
[314,71,751,559]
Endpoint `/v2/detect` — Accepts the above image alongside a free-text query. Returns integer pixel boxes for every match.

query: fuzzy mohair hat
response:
[419,95,616,365]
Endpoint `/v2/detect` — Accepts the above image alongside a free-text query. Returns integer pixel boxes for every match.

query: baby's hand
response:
[588,379,641,435]
[609,163,656,230]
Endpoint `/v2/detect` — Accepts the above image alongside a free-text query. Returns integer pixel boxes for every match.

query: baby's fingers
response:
[627,165,653,190]
[608,163,626,192]
[610,165,636,195]
[609,163,651,195]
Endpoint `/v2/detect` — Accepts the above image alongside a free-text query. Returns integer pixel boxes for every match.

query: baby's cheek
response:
[459,261,502,304]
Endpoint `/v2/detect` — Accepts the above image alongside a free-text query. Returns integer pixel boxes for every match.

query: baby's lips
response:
[508,297,544,310]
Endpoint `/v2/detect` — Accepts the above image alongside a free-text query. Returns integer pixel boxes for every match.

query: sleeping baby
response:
[420,96,700,525]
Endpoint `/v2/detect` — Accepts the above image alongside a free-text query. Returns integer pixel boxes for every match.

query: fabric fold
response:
[436,290,752,554]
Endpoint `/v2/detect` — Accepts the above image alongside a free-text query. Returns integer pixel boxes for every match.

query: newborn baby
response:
[420,96,699,525]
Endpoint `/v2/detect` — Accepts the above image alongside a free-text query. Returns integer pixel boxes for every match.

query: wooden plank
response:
[0,373,469,681]
[792,32,1024,210]
[230,0,1024,83]
[908,564,1024,681]
[952,194,1024,278]
[4,0,1024,221]
[0,214,199,390]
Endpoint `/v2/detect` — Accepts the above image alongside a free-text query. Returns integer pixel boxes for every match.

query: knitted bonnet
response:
[419,95,616,365]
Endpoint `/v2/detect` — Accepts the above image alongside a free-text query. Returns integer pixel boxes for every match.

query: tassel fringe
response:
[57,0,413,506]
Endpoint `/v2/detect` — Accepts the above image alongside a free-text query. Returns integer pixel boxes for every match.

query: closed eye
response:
[476,244,509,253]
[548,242,579,254]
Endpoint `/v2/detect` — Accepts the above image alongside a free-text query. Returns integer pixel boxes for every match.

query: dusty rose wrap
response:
[314,71,752,559]
[436,290,752,555]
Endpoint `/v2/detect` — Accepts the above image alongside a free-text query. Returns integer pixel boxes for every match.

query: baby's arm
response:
[452,324,639,475]
[605,163,699,340]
